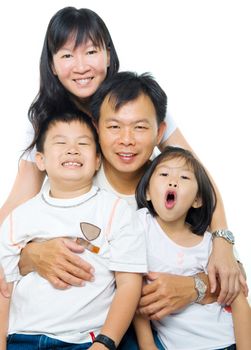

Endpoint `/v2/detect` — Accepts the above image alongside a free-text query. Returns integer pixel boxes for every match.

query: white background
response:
[0,0,250,291]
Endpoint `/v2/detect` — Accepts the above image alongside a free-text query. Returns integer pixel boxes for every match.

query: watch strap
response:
[93,334,116,350]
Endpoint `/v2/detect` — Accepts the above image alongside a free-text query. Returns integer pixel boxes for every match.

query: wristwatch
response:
[212,229,235,245]
[194,274,207,303]
[93,334,116,350]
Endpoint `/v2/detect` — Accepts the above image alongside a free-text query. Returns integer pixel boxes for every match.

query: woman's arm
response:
[160,128,246,305]
[231,293,251,349]
[0,159,45,225]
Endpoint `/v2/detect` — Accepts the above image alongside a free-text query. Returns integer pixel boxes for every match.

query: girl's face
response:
[147,157,200,224]
[52,38,110,100]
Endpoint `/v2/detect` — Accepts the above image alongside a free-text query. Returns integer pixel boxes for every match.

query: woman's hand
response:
[138,273,197,320]
[19,238,95,289]
[207,238,248,305]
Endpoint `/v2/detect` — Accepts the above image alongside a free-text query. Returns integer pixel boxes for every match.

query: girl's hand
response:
[207,238,248,305]
[19,238,95,289]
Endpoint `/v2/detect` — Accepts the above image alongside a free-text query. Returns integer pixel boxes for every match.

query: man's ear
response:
[35,152,46,171]
[156,121,167,145]
[192,196,203,208]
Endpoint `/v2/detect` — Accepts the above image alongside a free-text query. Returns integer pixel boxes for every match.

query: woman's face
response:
[52,38,110,99]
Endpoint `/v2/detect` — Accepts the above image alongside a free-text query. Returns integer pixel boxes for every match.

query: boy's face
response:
[97,94,166,177]
[35,120,100,195]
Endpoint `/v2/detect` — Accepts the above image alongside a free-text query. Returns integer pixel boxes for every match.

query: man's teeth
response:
[63,162,82,167]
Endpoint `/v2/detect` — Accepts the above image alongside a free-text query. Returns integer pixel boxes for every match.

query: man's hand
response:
[19,238,95,289]
[208,238,248,305]
[138,272,196,320]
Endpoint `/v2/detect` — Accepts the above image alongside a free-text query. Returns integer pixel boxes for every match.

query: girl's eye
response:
[55,142,66,145]
[87,49,97,55]
[78,142,88,146]
[181,175,190,180]
[159,172,168,177]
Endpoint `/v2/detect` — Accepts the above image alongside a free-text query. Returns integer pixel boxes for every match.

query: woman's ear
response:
[192,196,202,208]
[35,152,46,172]
[146,188,151,201]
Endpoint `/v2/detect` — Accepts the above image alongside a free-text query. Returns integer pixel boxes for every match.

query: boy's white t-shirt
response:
[0,186,147,344]
[137,208,235,350]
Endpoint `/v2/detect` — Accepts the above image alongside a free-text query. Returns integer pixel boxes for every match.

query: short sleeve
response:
[20,122,36,163]
[161,110,177,143]
[107,200,147,273]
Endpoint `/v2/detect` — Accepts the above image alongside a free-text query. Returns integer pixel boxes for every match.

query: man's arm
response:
[138,272,218,320]
[90,272,142,349]
[18,238,95,289]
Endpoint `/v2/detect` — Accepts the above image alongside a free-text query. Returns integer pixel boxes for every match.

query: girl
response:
[0,7,243,311]
[135,146,251,350]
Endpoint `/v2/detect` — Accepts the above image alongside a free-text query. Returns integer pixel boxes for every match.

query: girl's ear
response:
[192,196,202,208]
[35,152,46,171]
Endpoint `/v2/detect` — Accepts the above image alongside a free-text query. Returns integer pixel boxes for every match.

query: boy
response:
[0,112,146,349]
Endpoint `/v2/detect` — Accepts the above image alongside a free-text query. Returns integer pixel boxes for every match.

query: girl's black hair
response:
[136,146,217,235]
[28,7,119,142]
[27,111,100,155]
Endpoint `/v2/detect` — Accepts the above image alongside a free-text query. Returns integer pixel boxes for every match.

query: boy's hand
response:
[19,238,95,289]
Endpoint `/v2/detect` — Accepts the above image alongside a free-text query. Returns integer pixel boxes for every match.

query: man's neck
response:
[102,161,148,195]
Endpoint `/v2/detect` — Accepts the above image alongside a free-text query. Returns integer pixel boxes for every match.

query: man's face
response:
[97,93,166,177]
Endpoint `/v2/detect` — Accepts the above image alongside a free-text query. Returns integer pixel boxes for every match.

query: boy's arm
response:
[133,314,158,350]
[0,282,13,350]
[90,272,142,349]
[231,292,251,349]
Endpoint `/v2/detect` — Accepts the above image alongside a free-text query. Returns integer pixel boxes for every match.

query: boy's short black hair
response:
[32,111,100,154]
[136,146,216,235]
[90,71,167,126]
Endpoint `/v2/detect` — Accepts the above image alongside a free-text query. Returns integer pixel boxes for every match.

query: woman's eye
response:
[62,54,72,59]
[87,50,97,55]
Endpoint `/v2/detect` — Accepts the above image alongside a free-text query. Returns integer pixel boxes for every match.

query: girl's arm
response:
[160,127,246,305]
[0,282,13,350]
[133,314,158,350]
[231,293,251,349]
[90,272,142,349]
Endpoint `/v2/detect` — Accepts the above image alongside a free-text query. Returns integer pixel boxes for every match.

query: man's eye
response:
[108,125,119,129]
[135,125,148,130]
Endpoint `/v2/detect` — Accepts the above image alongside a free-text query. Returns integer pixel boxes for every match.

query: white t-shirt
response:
[137,208,235,350]
[21,111,176,162]
[0,186,147,344]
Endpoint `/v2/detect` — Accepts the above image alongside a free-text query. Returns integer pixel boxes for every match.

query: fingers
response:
[64,238,85,253]
[217,269,240,305]
[207,265,217,293]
